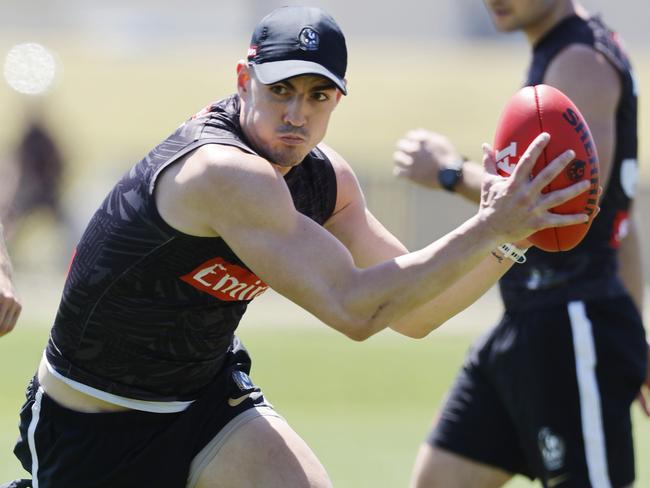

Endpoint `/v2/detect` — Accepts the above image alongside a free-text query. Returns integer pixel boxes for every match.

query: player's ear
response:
[335,79,347,103]
[236,60,250,94]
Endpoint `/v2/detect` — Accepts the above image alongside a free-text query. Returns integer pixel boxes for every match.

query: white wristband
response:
[498,242,528,264]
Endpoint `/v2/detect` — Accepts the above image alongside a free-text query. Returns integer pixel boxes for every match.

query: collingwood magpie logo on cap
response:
[299,27,320,51]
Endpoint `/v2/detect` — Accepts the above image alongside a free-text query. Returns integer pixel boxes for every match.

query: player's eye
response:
[270,84,289,95]
[312,92,329,102]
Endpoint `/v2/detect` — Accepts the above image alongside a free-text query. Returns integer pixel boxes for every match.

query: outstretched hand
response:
[478,132,591,245]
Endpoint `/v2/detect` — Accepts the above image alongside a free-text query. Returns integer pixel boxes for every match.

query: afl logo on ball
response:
[566,159,586,182]
[299,27,320,51]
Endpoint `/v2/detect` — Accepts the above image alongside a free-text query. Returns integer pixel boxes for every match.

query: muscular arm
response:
[323,144,515,337]
[157,138,588,341]
[0,222,21,337]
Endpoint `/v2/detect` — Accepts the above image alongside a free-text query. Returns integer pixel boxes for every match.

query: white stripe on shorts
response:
[568,300,612,488]
[27,387,44,488]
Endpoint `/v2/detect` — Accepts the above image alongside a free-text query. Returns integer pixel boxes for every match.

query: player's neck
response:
[523,3,580,46]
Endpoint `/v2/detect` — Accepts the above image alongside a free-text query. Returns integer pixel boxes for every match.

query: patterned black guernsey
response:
[45,95,337,402]
[499,15,638,309]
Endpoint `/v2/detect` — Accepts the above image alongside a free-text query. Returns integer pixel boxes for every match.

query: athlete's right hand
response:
[477,132,591,245]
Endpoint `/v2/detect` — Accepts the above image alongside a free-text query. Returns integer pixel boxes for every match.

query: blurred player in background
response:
[394,1,649,487]
[0,107,65,241]
[0,223,21,337]
[5,5,593,488]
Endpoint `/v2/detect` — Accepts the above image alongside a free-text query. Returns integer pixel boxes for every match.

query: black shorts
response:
[431,295,647,488]
[12,341,278,488]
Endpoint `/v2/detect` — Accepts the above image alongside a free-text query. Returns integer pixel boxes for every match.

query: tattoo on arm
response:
[491,250,504,264]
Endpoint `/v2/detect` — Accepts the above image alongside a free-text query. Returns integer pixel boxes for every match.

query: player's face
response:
[483,0,560,32]
[238,67,342,170]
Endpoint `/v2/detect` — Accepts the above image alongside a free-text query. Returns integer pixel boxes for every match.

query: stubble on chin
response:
[265,146,307,168]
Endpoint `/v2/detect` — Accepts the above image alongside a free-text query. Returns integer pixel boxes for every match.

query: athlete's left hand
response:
[0,273,21,337]
[393,129,462,188]
[637,341,650,416]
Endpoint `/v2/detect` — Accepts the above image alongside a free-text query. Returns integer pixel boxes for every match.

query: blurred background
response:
[0,1,648,486]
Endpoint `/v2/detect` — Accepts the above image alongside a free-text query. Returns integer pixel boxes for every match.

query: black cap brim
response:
[251,61,347,95]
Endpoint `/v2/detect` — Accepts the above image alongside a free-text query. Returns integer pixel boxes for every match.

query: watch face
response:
[439,168,461,191]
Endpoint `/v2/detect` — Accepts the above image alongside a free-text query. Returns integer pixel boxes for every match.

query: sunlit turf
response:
[1,322,648,487]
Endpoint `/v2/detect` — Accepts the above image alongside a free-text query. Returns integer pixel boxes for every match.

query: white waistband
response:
[43,352,195,413]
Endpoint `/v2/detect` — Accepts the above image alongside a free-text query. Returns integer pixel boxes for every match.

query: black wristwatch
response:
[438,157,465,192]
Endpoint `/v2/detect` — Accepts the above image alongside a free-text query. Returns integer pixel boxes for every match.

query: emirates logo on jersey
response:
[180,257,268,302]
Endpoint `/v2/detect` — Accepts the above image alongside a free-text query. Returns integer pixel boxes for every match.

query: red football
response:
[493,84,599,252]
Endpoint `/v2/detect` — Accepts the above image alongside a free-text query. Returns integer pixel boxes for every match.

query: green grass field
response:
[1,319,648,487]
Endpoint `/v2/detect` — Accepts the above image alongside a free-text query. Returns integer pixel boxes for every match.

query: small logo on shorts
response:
[538,427,566,471]
[228,391,262,407]
[228,371,262,407]
[232,370,255,392]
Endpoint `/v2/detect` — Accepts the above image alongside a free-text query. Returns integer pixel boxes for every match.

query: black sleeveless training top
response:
[46,95,338,401]
[499,15,638,310]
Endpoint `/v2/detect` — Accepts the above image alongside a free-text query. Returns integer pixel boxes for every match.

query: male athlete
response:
[0,223,21,337]
[8,6,591,488]
[394,1,649,487]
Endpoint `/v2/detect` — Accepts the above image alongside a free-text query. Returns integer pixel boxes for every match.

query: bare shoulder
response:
[193,144,282,185]
[318,143,356,181]
[545,43,621,105]
[155,144,291,237]
[317,143,364,215]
